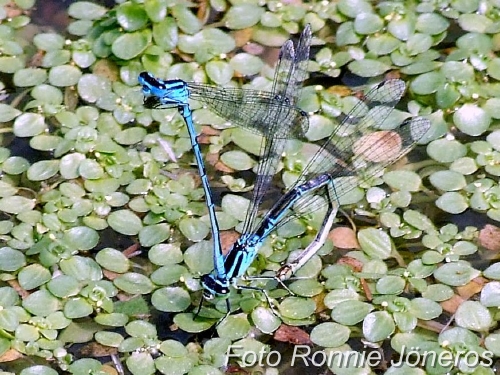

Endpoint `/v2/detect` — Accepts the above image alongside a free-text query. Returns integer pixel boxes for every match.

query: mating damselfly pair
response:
[139,24,431,319]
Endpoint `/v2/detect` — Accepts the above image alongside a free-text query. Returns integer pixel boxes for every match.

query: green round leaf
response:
[68,1,107,19]
[337,0,372,17]
[229,53,264,76]
[354,13,383,34]
[77,74,112,103]
[150,265,186,286]
[224,4,264,29]
[0,196,35,214]
[220,150,255,170]
[108,210,143,235]
[216,315,251,341]
[453,104,491,136]
[184,241,213,275]
[13,113,47,137]
[96,248,130,273]
[427,139,467,163]
[94,312,129,327]
[383,170,422,192]
[155,355,194,375]
[59,256,103,281]
[331,300,373,325]
[13,68,47,87]
[149,243,183,266]
[310,322,350,347]
[47,275,80,298]
[126,320,157,338]
[348,59,390,77]
[487,58,500,81]
[127,352,156,375]
[59,153,85,179]
[250,307,281,334]
[376,275,405,295]
[408,298,442,320]
[358,228,392,259]
[205,61,233,85]
[435,192,468,214]
[179,218,209,242]
[139,223,171,247]
[64,226,99,250]
[48,65,82,86]
[421,284,453,302]
[279,297,315,320]
[95,331,124,347]
[410,72,445,95]
[429,170,467,191]
[116,2,148,31]
[64,298,93,318]
[152,17,178,50]
[455,301,492,331]
[112,30,151,60]
[0,309,19,332]
[485,333,500,356]
[151,287,191,312]
[363,311,395,342]
[0,104,21,122]
[416,13,449,35]
[18,264,51,290]
[20,366,58,375]
[173,313,214,333]
[27,160,59,181]
[0,247,26,271]
[433,261,479,286]
[22,290,60,316]
[480,281,500,307]
[114,273,154,294]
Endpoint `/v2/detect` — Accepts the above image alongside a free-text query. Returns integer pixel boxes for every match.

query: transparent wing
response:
[242,25,311,234]
[253,79,430,231]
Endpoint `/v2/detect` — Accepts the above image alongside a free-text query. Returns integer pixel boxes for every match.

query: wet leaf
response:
[279,297,316,320]
[151,287,190,312]
[68,1,107,19]
[434,261,479,286]
[13,68,47,87]
[49,65,82,86]
[455,301,492,331]
[18,264,51,290]
[20,366,58,375]
[363,311,395,342]
[331,300,373,325]
[429,170,467,191]
[454,104,491,136]
[435,192,468,214]
[216,315,251,340]
[127,352,155,375]
[96,248,130,273]
[0,196,35,214]
[348,59,390,77]
[13,113,47,137]
[22,290,60,317]
[139,223,170,247]
[224,4,264,29]
[108,210,143,235]
[427,139,467,163]
[116,2,148,31]
[114,273,154,294]
[358,228,392,259]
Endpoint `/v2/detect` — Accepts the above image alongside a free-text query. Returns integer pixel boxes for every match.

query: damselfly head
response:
[138,72,165,91]
[201,274,230,300]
